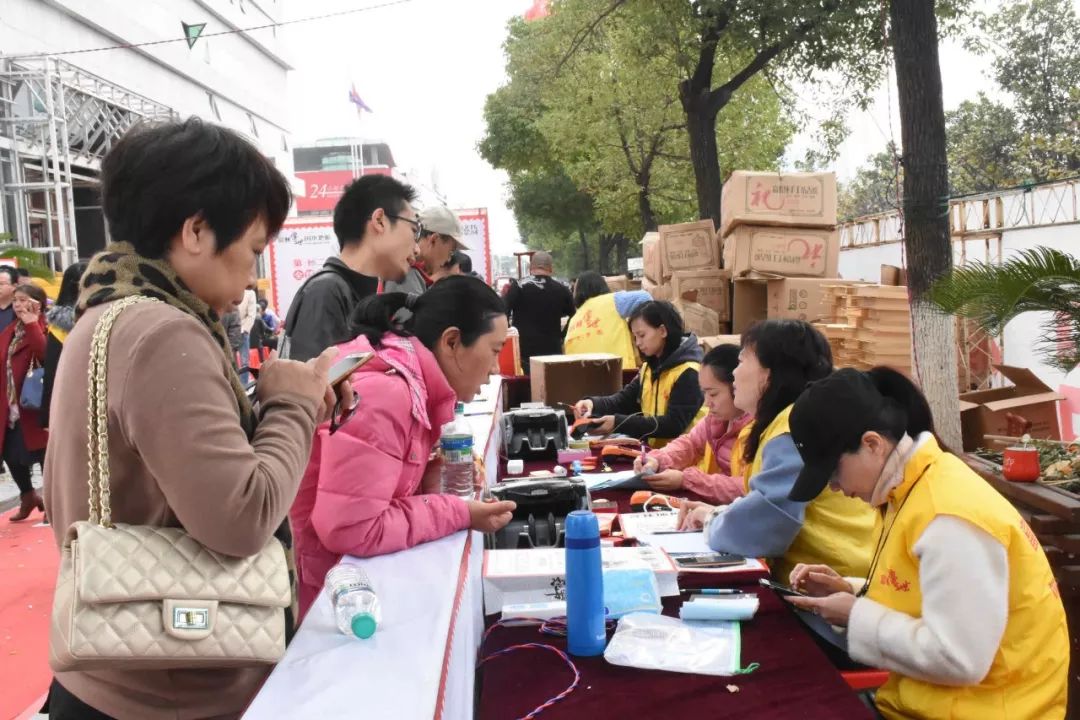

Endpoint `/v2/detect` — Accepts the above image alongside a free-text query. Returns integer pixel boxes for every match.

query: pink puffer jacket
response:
[290,333,471,619]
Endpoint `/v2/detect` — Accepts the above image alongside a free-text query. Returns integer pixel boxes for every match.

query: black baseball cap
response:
[788,368,885,502]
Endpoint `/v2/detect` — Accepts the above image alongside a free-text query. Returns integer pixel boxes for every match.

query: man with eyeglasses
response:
[384,205,469,296]
[0,266,18,334]
[281,175,420,362]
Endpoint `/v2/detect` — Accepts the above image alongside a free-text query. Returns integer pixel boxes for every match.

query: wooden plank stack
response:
[814,284,913,374]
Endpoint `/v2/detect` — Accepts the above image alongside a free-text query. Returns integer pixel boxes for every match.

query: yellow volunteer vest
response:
[640,361,706,449]
[741,405,874,582]
[563,294,639,369]
[696,416,749,476]
[868,438,1068,720]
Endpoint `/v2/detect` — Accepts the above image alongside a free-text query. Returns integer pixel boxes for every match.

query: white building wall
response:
[839,221,1080,438]
[1,0,293,172]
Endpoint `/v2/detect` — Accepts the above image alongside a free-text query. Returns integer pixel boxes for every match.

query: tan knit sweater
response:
[44,301,318,720]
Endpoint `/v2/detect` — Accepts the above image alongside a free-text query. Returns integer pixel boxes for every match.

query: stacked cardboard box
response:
[813,284,913,373]
[720,171,843,333]
[640,222,730,337]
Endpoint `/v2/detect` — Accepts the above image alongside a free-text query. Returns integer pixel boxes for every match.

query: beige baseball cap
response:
[418,205,468,250]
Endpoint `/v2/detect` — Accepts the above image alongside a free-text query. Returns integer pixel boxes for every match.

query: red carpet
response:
[0,508,57,720]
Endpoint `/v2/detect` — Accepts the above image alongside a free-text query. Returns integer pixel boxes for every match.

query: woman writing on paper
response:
[573,300,704,446]
[290,277,517,618]
[564,271,651,369]
[632,344,751,503]
[784,368,1068,720]
[676,320,875,583]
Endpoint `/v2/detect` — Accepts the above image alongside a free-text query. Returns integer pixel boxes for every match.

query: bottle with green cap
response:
[326,563,381,639]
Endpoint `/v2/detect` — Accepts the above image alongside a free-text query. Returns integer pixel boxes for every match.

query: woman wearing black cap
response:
[676,319,875,582]
[785,367,1067,720]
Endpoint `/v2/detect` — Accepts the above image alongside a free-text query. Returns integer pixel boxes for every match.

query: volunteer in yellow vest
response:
[633,344,752,503]
[41,260,88,430]
[573,300,704,447]
[786,367,1068,720]
[564,271,650,369]
[676,320,875,584]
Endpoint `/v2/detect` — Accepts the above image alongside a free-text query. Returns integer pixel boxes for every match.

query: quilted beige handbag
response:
[49,295,291,671]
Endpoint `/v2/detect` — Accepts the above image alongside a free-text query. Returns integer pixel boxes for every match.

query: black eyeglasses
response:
[386,214,423,241]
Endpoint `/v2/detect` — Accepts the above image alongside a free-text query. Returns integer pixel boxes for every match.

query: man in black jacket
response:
[281,175,420,361]
[504,251,575,373]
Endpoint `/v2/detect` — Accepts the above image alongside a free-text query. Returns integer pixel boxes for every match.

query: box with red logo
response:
[658,220,721,279]
[720,171,837,238]
[723,225,839,279]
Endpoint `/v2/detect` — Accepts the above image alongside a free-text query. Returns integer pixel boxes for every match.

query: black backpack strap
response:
[283,266,357,337]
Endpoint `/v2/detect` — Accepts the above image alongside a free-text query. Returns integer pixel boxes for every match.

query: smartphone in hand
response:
[327,352,373,387]
[758,578,809,598]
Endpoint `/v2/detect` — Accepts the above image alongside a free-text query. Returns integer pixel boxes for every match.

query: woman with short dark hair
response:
[43,118,342,720]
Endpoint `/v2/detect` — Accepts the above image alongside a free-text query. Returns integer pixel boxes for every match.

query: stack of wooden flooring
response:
[814,284,912,373]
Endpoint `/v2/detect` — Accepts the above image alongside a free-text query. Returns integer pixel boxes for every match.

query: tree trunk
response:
[615,233,629,273]
[683,97,722,229]
[598,233,616,275]
[577,228,591,272]
[891,0,962,450]
[637,177,659,233]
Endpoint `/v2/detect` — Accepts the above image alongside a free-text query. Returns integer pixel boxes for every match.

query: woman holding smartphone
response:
[784,367,1067,720]
[1,283,48,521]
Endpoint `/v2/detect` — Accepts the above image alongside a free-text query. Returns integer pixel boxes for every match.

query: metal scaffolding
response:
[0,57,176,269]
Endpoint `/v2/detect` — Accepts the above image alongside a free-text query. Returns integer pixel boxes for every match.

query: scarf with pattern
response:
[78,242,298,638]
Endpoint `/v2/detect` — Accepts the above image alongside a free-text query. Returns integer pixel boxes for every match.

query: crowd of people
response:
[7,115,1064,720]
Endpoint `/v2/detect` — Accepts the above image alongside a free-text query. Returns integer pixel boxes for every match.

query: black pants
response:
[48,680,116,720]
[4,422,38,495]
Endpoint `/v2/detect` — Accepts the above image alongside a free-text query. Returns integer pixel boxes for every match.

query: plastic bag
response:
[603,613,758,677]
[602,567,662,619]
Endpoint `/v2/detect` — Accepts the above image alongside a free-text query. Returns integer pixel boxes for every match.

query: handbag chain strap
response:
[86,295,159,527]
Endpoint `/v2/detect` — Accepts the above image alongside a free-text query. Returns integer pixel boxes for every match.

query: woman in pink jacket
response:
[633,344,751,504]
[291,276,517,618]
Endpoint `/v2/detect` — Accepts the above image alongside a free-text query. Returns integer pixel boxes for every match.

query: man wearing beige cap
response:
[384,205,469,295]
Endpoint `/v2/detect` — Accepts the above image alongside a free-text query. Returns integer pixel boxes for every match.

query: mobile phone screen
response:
[758,578,809,598]
[328,352,373,386]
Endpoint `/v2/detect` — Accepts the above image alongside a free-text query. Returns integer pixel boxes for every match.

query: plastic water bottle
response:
[440,402,475,497]
[326,563,381,640]
[565,510,606,656]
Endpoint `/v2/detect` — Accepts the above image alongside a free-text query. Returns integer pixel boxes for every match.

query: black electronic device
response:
[758,578,810,598]
[485,477,589,550]
[501,407,569,460]
[672,552,746,569]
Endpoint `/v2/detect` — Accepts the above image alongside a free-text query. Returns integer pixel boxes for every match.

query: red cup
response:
[1003,446,1041,482]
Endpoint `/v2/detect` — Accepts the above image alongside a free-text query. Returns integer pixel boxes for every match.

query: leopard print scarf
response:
[78,242,298,637]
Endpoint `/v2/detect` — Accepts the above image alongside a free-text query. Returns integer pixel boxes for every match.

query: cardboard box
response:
[674,300,721,338]
[530,353,622,408]
[733,276,853,334]
[958,365,1066,451]
[642,232,662,283]
[880,264,908,286]
[482,546,680,614]
[669,269,731,321]
[723,225,839,278]
[699,334,742,352]
[605,275,630,292]
[642,276,673,302]
[720,170,838,237]
[658,220,721,279]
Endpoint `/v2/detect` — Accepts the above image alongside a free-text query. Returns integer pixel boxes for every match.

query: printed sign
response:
[267,221,337,316]
[455,208,492,283]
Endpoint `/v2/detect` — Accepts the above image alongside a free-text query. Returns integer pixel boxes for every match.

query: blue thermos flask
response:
[565,510,606,656]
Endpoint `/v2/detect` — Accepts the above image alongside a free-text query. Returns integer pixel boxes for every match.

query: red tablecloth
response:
[477,585,871,719]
